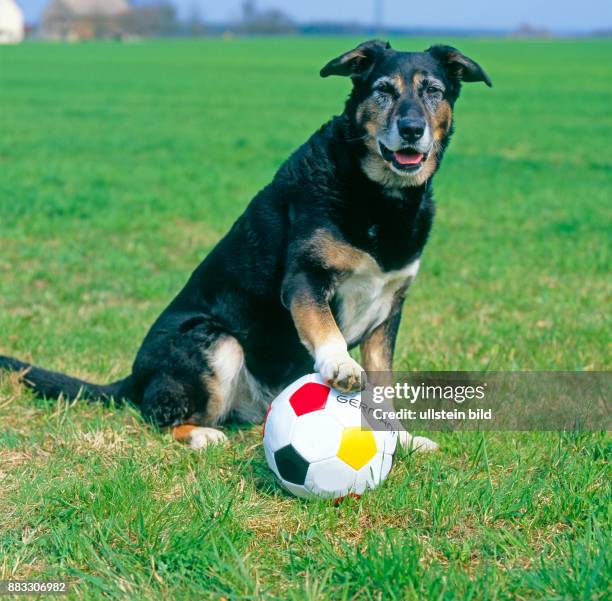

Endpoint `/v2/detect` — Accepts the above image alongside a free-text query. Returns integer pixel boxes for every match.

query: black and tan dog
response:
[0,41,490,451]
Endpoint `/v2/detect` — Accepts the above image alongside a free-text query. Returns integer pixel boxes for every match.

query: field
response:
[0,37,610,599]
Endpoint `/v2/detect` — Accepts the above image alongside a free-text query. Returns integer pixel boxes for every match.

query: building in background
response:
[0,0,24,43]
[41,0,129,41]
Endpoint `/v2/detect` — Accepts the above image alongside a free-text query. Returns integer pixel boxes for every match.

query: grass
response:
[0,37,610,599]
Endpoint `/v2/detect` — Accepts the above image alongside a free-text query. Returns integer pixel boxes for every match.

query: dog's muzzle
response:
[379,141,428,172]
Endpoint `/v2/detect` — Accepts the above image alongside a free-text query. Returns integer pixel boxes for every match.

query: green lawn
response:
[0,38,610,599]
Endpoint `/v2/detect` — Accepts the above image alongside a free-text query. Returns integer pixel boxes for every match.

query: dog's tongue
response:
[394,150,424,165]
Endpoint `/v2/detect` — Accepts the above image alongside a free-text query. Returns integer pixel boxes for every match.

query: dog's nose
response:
[397,117,426,142]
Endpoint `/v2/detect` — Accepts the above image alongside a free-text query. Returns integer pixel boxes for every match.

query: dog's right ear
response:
[320,40,391,80]
[426,45,492,87]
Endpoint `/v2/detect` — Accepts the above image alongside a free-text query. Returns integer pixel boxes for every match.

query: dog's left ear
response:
[320,40,391,80]
[426,45,492,87]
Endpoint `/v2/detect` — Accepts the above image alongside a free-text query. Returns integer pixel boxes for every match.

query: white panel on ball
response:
[291,412,343,463]
[373,429,398,455]
[263,397,298,452]
[264,444,279,479]
[324,391,364,428]
[354,452,394,494]
[280,480,310,499]
[305,456,357,498]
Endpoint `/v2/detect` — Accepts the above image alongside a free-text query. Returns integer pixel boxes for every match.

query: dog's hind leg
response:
[140,334,246,450]
[172,335,247,449]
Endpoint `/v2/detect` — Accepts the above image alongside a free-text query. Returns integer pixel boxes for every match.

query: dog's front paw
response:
[315,344,365,392]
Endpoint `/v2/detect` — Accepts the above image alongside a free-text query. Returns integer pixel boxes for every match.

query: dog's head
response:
[321,41,491,188]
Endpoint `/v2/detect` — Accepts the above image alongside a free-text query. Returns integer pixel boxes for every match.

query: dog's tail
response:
[0,355,133,403]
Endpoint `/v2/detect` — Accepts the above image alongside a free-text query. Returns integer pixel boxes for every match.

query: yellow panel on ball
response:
[337,427,377,470]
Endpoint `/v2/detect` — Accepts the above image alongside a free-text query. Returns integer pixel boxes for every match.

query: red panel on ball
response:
[289,382,330,416]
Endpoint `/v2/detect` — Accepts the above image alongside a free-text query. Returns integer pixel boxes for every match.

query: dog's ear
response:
[426,45,492,87]
[320,40,391,80]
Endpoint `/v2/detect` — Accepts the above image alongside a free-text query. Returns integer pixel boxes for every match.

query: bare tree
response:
[239,0,295,34]
[186,2,206,37]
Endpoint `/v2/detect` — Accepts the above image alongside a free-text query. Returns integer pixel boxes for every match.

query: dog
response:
[0,41,491,451]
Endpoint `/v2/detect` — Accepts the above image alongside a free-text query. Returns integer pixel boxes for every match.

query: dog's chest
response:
[333,256,420,347]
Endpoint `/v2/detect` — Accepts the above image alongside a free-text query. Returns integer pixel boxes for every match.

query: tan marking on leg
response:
[290,295,364,393]
[307,229,364,273]
[361,325,392,372]
[290,295,345,354]
[360,285,410,385]
[172,424,200,443]
[172,424,228,449]
[203,336,244,425]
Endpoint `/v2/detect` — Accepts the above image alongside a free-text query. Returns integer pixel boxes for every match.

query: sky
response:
[16,0,612,33]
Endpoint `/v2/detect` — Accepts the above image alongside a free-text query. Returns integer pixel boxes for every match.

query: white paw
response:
[398,431,439,453]
[315,344,365,393]
[187,427,228,450]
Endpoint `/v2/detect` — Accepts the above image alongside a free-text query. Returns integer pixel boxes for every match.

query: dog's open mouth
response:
[379,142,427,172]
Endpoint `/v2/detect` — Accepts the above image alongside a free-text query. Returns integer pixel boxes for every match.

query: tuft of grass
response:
[0,38,611,599]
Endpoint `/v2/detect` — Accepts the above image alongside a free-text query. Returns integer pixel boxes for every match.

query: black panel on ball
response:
[274,444,309,485]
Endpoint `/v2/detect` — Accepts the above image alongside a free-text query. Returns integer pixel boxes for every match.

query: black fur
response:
[0,41,490,429]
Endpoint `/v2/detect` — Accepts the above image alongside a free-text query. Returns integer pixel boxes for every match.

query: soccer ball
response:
[263,373,397,499]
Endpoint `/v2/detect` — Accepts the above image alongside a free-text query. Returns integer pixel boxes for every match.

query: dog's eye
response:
[373,82,398,98]
[425,84,443,96]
